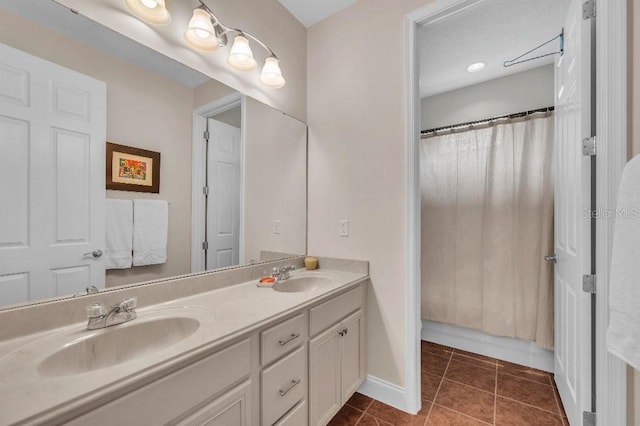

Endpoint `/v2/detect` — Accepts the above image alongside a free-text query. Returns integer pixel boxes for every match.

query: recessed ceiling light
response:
[466,61,486,73]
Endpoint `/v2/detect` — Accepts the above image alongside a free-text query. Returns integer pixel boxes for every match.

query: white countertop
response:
[0,268,367,425]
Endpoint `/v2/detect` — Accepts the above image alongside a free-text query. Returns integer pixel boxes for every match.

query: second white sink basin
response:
[38,317,200,377]
[272,275,334,293]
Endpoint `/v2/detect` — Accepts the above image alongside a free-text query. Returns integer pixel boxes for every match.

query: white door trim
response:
[191,92,243,273]
[404,0,628,423]
[594,0,628,424]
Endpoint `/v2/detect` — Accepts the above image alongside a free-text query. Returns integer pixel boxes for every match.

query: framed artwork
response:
[106,142,160,193]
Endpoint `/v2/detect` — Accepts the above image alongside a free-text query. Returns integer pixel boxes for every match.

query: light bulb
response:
[260,57,285,88]
[466,61,486,72]
[125,0,171,25]
[184,8,218,52]
[140,0,157,8]
[228,36,257,71]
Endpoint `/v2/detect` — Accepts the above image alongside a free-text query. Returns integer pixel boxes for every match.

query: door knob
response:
[544,254,557,263]
[84,249,103,258]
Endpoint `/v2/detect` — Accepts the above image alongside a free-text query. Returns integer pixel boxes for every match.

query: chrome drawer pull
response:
[278,333,300,346]
[279,379,301,397]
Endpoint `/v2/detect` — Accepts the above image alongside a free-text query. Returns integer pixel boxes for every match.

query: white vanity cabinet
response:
[260,312,308,425]
[59,280,367,426]
[308,287,366,426]
[66,338,253,426]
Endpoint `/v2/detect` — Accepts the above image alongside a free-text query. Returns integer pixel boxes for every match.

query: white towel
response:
[105,199,133,269]
[607,155,640,370]
[133,199,168,267]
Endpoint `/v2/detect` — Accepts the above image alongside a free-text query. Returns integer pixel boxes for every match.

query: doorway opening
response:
[191,92,244,273]
[405,0,628,423]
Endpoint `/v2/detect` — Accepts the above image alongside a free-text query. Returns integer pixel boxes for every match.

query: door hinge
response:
[203,130,210,141]
[583,0,595,19]
[202,241,209,251]
[582,136,596,156]
[203,186,209,196]
[583,274,596,294]
[583,411,596,426]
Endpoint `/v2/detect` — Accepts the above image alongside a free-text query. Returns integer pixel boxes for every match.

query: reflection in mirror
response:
[0,0,306,309]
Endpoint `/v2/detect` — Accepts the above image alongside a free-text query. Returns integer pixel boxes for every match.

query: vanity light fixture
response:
[466,61,486,73]
[125,0,171,25]
[228,35,257,71]
[127,0,286,88]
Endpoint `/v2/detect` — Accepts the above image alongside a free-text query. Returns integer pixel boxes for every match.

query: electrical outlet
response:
[273,220,281,235]
[339,219,349,237]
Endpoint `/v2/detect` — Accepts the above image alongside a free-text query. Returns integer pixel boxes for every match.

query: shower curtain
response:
[420,114,554,349]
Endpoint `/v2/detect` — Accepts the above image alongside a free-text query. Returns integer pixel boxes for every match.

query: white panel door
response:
[553,0,592,423]
[206,118,241,269]
[0,43,106,305]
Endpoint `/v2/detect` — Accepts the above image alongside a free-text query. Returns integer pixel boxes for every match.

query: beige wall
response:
[0,9,195,287]
[57,0,307,122]
[243,98,307,263]
[307,0,431,386]
[421,64,555,130]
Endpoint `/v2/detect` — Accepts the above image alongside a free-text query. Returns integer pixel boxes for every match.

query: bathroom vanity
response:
[0,257,368,426]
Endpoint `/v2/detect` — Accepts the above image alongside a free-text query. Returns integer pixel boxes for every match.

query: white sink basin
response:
[272,274,334,293]
[38,317,200,376]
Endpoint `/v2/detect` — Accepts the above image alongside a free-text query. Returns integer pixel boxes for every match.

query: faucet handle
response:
[86,303,106,318]
[119,297,137,311]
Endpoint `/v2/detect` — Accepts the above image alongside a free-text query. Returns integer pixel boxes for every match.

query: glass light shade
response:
[260,57,285,88]
[184,9,218,52]
[125,0,171,25]
[227,36,257,71]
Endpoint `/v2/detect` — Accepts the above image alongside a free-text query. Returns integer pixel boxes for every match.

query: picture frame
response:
[106,142,161,193]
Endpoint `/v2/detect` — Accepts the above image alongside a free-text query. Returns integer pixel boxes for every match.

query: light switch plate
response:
[273,220,281,235]
[339,219,349,237]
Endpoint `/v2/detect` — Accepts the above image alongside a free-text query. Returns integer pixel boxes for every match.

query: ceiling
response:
[278,0,357,28]
[419,0,570,98]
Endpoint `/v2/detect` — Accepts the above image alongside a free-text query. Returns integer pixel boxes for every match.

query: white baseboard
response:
[421,320,554,372]
[358,375,414,413]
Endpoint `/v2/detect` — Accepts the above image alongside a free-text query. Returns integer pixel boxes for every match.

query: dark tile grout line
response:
[424,349,453,425]
[493,359,498,425]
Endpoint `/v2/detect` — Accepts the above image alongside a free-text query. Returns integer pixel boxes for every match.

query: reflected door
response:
[553,0,593,423]
[206,118,241,269]
[0,42,106,305]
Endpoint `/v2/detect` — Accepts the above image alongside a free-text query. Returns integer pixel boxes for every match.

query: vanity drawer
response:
[274,400,307,426]
[261,346,306,426]
[261,312,307,366]
[310,286,363,336]
[67,338,251,426]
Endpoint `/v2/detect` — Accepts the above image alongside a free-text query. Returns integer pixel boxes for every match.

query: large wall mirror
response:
[0,0,307,309]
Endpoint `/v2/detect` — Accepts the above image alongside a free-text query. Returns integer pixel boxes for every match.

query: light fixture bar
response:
[196,0,279,59]
[127,0,285,88]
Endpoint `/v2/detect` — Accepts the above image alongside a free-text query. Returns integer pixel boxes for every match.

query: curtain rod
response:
[421,106,554,136]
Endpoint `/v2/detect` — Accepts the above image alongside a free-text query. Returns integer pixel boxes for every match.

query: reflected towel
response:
[607,154,640,370]
[133,199,168,266]
[105,199,133,269]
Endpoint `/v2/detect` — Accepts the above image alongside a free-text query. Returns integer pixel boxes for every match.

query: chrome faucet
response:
[86,297,137,330]
[272,265,296,281]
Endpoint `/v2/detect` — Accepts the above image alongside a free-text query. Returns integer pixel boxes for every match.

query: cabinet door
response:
[340,310,365,403]
[175,380,251,426]
[309,325,341,426]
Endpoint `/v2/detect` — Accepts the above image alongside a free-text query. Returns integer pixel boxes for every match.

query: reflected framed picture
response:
[106,142,160,193]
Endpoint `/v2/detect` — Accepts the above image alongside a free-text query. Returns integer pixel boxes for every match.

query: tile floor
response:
[329,341,568,425]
